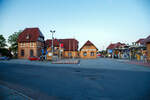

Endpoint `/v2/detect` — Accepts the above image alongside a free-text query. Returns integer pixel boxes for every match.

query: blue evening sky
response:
[0,0,150,50]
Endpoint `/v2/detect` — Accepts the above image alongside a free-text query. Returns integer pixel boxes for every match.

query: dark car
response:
[0,56,10,60]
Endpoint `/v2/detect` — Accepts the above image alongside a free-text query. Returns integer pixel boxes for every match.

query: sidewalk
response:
[127,61,150,67]
[0,59,80,67]
[0,84,33,100]
[52,59,80,64]
[116,59,150,67]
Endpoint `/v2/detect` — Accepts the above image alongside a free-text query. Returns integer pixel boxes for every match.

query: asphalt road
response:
[0,59,150,100]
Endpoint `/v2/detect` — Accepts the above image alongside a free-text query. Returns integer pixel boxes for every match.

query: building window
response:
[37,42,41,48]
[21,43,25,47]
[83,52,87,56]
[30,49,34,57]
[30,42,34,47]
[91,52,94,56]
[21,50,24,56]
[68,52,72,57]
[26,35,30,39]
[38,37,44,41]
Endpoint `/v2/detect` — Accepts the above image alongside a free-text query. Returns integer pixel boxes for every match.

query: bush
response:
[0,48,12,58]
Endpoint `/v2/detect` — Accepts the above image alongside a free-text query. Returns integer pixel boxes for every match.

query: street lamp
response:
[50,30,55,59]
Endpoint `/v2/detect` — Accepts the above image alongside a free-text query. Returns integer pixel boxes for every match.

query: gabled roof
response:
[136,38,145,44]
[45,38,79,51]
[18,28,44,42]
[107,42,126,50]
[80,40,98,51]
[114,42,126,48]
[144,35,150,43]
[107,43,115,50]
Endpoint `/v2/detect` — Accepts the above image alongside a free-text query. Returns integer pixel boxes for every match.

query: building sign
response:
[108,49,113,53]
[60,43,64,48]
[81,49,96,51]
[41,49,44,55]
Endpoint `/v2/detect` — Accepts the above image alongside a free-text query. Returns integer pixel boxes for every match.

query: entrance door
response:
[30,49,34,57]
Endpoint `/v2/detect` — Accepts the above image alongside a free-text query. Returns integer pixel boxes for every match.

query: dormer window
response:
[26,35,30,39]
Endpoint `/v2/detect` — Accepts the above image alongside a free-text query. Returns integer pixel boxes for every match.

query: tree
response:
[8,30,22,57]
[0,48,12,57]
[0,35,7,48]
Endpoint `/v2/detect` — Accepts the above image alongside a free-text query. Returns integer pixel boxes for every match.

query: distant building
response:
[45,38,79,60]
[17,28,44,59]
[135,38,146,46]
[106,43,115,58]
[144,35,150,61]
[80,40,98,59]
[132,38,146,61]
[106,42,127,58]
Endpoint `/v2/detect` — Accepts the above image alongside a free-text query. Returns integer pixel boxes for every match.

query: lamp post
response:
[50,30,55,60]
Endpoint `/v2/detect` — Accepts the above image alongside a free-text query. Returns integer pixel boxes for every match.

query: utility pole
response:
[58,39,61,60]
[73,37,75,59]
[50,30,55,60]
[69,39,70,59]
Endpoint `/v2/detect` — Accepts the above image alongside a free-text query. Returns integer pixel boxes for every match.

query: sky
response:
[0,0,150,50]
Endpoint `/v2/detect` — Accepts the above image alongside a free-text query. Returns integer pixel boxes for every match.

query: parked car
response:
[28,56,40,61]
[0,56,10,60]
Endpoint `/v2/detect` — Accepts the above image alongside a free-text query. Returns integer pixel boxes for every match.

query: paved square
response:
[0,58,150,100]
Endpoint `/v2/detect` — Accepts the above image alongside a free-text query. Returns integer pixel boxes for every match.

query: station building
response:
[17,28,44,59]
[45,39,79,60]
[18,27,99,60]
[80,40,98,59]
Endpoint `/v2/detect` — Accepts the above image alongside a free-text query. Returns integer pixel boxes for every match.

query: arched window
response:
[83,52,87,56]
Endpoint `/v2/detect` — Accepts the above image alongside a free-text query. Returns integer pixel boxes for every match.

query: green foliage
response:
[8,30,22,57]
[0,48,12,57]
[0,35,7,48]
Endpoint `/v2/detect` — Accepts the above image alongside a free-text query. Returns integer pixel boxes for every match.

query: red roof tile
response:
[18,28,44,42]
[144,35,150,43]
[107,42,126,49]
[80,40,98,51]
[107,43,115,49]
[136,38,145,44]
[45,38,79,51]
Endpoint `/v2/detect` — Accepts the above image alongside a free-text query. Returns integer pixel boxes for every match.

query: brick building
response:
[18,28,44,59]
[45,38,79,60]
[80,40,98,59]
